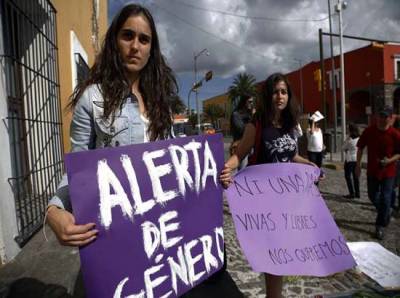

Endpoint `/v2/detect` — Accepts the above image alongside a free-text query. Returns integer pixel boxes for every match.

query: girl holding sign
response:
[221,73,318,298]
[47,3,177,246]
[46,4,242,297]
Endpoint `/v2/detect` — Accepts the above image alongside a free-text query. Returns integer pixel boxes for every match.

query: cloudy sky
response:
[108,0,400,111]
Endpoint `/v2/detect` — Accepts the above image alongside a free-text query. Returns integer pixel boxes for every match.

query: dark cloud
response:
[108,0,400,84]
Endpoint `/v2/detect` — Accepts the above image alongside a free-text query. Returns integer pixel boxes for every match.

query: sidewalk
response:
[0,227,80,297]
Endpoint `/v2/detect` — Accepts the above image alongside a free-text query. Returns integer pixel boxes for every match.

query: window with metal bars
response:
[1,0,64,247]
[74,53,89,85]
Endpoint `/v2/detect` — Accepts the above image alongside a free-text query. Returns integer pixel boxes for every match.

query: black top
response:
[231,110,252,141]
[261,126,297,163]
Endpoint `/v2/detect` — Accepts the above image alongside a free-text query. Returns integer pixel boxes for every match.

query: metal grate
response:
[1,0,64,246]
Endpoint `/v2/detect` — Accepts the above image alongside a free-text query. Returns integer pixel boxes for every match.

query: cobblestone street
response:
[224,166,400,297]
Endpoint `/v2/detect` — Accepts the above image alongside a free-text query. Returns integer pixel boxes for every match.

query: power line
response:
[113,1,299,67]
[171,0,330,22]
[152,2,273,60]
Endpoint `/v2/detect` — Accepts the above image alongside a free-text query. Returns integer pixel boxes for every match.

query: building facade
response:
[286,43,400,125]
[203,93,231,134]
[204,42,400,134]
[0,0,107,264]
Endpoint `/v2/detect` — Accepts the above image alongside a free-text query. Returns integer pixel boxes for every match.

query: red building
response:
[286,42,400,126]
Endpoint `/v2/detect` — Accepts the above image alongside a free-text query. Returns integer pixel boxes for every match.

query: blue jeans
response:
[344,161,359,196]
[367,176,395,227]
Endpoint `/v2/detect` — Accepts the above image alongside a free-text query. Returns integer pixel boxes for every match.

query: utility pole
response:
[319,28,327,129]
[328,0,338,153]
[193,48,209,134]
[294,59,304,113]
[335,0,347,161]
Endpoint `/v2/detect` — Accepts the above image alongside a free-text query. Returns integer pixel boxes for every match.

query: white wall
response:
[0,10,21,264]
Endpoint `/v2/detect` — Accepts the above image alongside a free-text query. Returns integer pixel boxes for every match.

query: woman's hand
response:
[46,206,98,247]
[220,163,234,189]
[229,140,240,156]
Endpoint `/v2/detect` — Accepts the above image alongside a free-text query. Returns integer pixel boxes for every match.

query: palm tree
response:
[203,104,225,128]
[228,73,257,110]
[168,95,186,114]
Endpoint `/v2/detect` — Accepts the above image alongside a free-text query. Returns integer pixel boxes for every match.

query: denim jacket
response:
[49,84,164,210]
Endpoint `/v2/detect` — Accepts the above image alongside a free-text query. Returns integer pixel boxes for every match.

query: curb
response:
[323,162,367,171]
[323,163,343,170]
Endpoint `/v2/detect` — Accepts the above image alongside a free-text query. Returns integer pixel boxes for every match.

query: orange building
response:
[203,93,230,133]
[287,42,400,125]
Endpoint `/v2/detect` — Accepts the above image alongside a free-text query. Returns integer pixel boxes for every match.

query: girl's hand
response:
[220,163,234,189]
[47,206,98,247]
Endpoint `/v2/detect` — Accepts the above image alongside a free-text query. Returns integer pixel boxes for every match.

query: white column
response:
[0,11,21,264]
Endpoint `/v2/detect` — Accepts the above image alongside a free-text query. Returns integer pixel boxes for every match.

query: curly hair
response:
[69,4,178,141]
[256,73,299,133]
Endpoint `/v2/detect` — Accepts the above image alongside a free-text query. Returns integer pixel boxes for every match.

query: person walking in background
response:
[221,73,318,298]
[306,113,325,183]
[306,114,324,169]
[230,94,255,169]
[342,123,360,199]
[356,106,400,240]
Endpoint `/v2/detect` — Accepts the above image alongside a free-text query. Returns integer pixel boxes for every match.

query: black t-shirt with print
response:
[261,126,297,163]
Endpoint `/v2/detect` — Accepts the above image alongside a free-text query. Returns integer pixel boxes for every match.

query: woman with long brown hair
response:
[46,5,243,297]
[221,73,317,298]
[47,4,178,245]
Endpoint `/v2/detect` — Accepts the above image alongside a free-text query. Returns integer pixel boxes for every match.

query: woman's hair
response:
[69,4,178,141]
[348,123,360,138]
[256,72,299,133]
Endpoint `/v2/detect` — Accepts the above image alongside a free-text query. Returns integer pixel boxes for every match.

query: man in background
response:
[356,106,400,240]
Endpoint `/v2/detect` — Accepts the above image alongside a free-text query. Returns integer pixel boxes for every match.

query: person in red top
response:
[356,106,400,240]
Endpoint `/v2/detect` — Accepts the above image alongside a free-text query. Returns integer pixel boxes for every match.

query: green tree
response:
[168,95,186,114]
[203,104,225,128]
[228,73,257,110]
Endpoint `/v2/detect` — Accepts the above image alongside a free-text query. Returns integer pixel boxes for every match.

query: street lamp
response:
[328,0,338,153]
[187,70,213,116]
[294,59,304,113]
[335,0,347,161]
[194,48,210,134]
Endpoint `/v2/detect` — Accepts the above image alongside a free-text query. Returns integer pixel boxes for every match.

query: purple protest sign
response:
[65,134,225,298]
[225,163,356,276]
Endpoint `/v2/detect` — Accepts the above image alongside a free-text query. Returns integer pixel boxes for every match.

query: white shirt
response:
[342,136,359,162]
[307,128,324,152]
